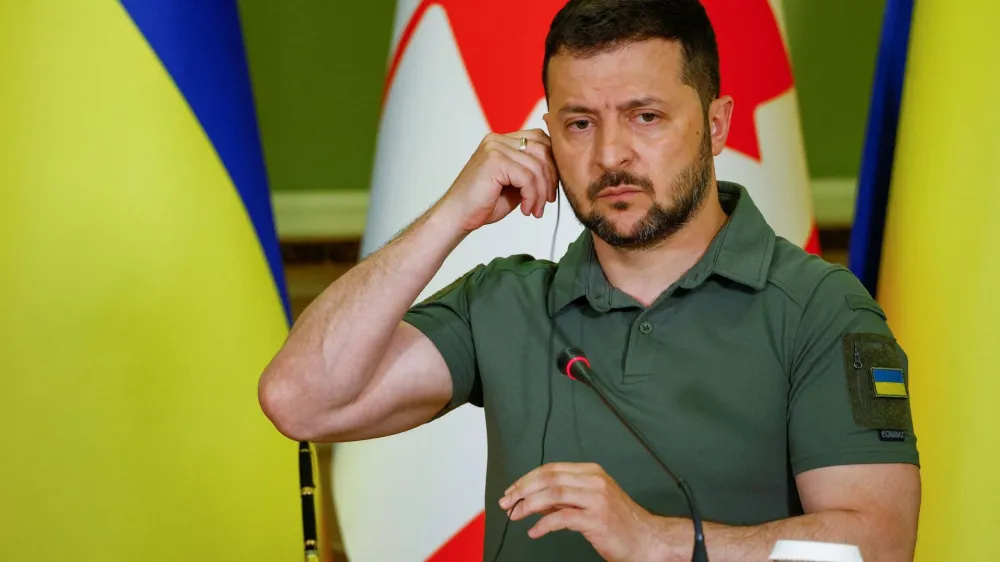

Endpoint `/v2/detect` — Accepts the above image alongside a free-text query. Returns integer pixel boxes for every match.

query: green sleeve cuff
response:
[793,448,920,476]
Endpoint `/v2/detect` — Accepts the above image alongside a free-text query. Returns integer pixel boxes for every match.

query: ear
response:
[707,95,734,156]
[542,112,553,134]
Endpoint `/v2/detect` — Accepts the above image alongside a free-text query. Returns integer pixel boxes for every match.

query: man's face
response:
[543,39,725,250]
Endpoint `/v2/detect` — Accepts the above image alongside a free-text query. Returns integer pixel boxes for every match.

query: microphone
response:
[557,347,709,562]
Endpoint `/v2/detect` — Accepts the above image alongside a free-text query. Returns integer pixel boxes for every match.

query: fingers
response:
[528,508,585,539]
[506,484,598,521]
[497,130,559,205]
[531,141,559,204]
[483,132,557,217]
[486,129,550,161]
[505,462,604,497]
[502,127,551,149]
[501,462,607,513]
[484,148,538,216]
[504,147,555,216]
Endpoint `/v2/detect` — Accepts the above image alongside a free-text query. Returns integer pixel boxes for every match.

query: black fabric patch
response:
[877,429,907,442]
[842,333,912,430]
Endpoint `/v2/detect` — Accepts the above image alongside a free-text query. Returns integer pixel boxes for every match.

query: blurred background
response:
[3,0,996,561]
[259,0,878,285]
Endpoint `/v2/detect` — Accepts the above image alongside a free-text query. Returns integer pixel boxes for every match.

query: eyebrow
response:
[558,96,665,116]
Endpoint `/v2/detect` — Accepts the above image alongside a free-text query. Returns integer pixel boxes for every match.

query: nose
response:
[595,120,635,171]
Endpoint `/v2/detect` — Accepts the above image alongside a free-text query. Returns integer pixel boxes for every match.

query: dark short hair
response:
[543,0,721,111]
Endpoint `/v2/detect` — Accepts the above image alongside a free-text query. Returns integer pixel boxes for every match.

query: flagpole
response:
[300,441,321,561]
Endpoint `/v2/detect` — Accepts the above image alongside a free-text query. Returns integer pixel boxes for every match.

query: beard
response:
[564,124,714,251]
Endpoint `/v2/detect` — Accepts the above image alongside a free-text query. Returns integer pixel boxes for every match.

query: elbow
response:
[863,538,915,562]
[885,524,918,562]
[258,363,319,443]
[859,512,918,562]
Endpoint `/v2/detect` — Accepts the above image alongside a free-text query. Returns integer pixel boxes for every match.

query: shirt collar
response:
[546,181,776,317]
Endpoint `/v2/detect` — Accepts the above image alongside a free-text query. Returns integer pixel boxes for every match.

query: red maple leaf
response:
[701,0,794,160]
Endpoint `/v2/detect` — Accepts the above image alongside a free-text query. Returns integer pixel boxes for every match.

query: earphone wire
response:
[489,187,562,562]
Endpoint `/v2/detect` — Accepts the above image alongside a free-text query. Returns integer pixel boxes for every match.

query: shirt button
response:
[639,321,654,334]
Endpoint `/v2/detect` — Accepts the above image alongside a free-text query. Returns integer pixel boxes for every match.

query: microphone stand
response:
[558,349,708,562]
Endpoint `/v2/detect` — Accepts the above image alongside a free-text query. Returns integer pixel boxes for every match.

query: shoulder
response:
[765,239,893,356]
[481,253,556,279]
[765,236,882,319]
[469,253,556,303]
[422,254,556,304]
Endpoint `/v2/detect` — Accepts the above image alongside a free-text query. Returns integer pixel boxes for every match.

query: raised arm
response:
[257,129,558,443]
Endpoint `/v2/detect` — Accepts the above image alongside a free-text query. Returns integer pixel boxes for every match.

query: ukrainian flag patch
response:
[871,367,907,398]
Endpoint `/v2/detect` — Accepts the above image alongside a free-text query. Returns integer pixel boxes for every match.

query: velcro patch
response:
[842,333,912,431]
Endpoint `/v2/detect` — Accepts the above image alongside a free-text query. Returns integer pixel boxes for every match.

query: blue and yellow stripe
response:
[850,1,1000,559]
[871,368,907,398]
[119,0,290,320]
[0,2,299,560]
[848,0,914,297]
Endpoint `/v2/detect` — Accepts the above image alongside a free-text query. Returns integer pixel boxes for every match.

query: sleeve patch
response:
[842,332,912,430]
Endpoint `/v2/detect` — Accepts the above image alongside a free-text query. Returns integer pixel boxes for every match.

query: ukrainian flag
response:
[871,368,907,399]
[0,2,302,560]
[851,1,1000,559]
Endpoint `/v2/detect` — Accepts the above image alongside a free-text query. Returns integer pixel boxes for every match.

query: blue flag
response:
[847,0,915,297]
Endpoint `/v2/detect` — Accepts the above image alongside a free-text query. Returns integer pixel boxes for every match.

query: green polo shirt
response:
[402,181,919,561]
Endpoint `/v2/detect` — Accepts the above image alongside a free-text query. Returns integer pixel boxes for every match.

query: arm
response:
[258,202,466,443]
[502,268,921,561]
[652,463,920,561]
[257,129,558,443]
[660,267,922,560]
[500,461,919,562]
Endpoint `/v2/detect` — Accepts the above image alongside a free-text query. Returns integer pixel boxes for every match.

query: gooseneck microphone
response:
[557,347,709,562]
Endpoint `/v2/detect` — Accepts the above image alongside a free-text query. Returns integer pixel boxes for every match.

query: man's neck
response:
[592,183,729,307]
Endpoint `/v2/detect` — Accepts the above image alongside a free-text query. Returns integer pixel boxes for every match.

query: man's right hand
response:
[440,128,560,233]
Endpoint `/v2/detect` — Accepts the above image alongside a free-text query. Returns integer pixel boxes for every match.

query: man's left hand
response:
[499,462,665,562]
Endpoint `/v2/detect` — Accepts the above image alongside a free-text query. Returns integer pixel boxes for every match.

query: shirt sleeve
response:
[402,265,485,418]
[788,266,920,476]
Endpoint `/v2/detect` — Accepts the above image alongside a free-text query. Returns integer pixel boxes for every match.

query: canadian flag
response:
[333,1,817,560]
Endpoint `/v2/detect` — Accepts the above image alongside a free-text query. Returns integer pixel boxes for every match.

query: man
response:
[258,0,921,560]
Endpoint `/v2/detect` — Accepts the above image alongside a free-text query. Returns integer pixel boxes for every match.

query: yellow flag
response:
[877,1,1000,559]
[0,2,300,560]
